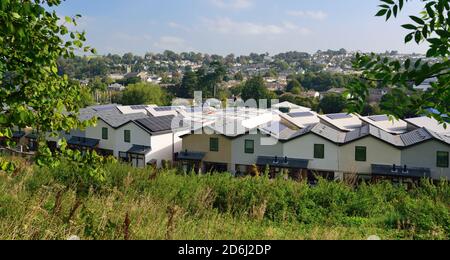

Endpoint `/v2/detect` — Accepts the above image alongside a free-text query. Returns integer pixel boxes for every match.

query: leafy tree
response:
[241,76,272,104]
[319,94,347,114]
[379,89,421,118]
[0,0,106,172]
[286,79,303,93]
[119,83,168,106]
[89,76,107,91]
[346,0,449,125]
[178,69,198,98]
[79,86,96,108]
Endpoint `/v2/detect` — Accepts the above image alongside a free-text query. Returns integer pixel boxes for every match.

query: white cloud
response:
[210,0,253,10]
[202,17,310,36]
[286,10,328,21]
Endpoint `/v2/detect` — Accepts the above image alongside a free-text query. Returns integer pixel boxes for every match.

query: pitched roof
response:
[400,128,433,146]
[359,115,408,134]
[259,120,300,140]
[343,125,404,147]
[279,110,320,129]
[400,127,450,146]
[405,116,450,136]
[312,123,347,144]
[135,115,184,134]
[99,112,148,129]
[318,113,363,132]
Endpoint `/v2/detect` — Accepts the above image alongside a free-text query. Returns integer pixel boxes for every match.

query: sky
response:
[55,0,428,56]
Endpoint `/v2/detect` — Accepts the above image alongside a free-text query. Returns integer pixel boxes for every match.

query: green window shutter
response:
[210,138,219,152]
[102,127,108,140]
[245,140,254,154]
[437,151,449,168]
[314,144,325,159]
[355,146,367,162]
[124,130,131,143]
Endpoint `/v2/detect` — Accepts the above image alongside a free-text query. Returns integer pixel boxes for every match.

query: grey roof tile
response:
[400,128,433,146]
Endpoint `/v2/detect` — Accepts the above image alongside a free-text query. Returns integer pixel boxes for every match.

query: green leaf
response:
[65,16,72,24]
[402,24,417,30]
[376,9,388,16]
[405,33,413,43]
[410,15,425,25]
[386,9,392,20]
[11,12,20,19]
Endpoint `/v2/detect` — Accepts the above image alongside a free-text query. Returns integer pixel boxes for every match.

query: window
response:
[355,146,367,162]
[124,130,131,143]
[314,144,325,159]
[210,138,219,152]
[437,151,449,168]
[102,127,108,140]
[245,140,254,154]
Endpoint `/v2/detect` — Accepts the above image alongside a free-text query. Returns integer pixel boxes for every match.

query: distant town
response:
[59,49,438,91]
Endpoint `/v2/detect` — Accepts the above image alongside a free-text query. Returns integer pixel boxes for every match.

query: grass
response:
[0,157,449,240]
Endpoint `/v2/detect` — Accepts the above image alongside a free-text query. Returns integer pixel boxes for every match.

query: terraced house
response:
[67,104,187,168]
[179,104,449,182]
[7,102,447,182]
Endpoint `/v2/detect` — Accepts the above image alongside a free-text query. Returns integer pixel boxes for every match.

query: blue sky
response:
[56,0,428,55]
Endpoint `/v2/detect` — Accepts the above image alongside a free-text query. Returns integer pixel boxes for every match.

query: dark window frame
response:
[437,151,449,168]
[244,139,255,154]
[210,137,219,152]
[124,130,131,143]
[314,144,325,159]
[102,127,108,140]
[355,146,367,162]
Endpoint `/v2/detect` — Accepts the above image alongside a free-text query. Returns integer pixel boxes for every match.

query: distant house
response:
[108,83,125,92]
[124,71,149,81]
[147,75,163,84]
[109,73,125,81]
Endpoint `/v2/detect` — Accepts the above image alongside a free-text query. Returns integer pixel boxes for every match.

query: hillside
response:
[0,157,449,240]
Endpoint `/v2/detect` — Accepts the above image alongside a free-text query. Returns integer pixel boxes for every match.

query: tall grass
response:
[0,158,449,240]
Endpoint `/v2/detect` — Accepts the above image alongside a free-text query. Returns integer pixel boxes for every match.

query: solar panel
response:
[326,113,352,120]
[369,115,389,122]
[136,115,177,133]
[130,105,147,110]
[288,112,314,118]
[154,107,175,112]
